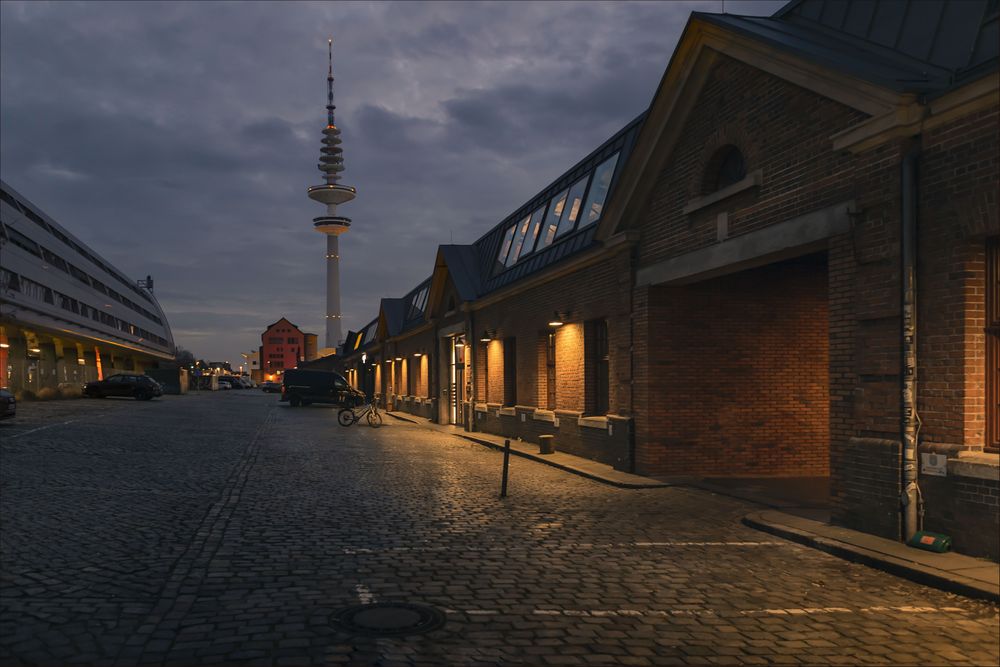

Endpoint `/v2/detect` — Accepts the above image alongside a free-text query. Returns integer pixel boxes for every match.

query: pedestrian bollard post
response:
[500,439,511,498]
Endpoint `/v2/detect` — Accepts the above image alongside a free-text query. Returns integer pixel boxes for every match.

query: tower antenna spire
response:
[309,37,356,351]
[326,37,335,126]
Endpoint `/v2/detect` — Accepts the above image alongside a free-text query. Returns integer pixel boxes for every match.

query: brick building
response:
[259,317,316,382]
[338,0,999,560]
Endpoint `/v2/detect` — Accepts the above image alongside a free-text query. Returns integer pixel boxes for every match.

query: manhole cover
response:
[332,603,446,637]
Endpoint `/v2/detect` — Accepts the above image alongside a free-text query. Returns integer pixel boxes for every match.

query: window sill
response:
[578,415,609,430]
[682,169,762,215]
[532,409,556,423]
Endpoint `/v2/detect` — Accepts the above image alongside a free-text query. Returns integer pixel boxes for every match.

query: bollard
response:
[538,434,555,455]
[500,439,511,498]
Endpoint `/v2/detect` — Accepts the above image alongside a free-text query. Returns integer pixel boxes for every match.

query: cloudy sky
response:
[1,0,785,363]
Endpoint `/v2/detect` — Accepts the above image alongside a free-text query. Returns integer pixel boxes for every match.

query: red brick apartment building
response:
[336,0,999,560]
[259,317,317,381]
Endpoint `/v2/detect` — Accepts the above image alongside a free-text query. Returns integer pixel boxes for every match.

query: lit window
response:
[582,153,619,225]
[495,225,516,267]
[520,205,546,258]
[406,286,429,320]
[554,175,589,239]
[505,214,532,267]
[539,189,568,248]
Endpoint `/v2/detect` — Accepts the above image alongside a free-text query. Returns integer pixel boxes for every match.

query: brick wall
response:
[474,405,634,470]
[834,437,901,540]
[921,466,999,561]
[637,256,830,477]
[918,105,1000,449]
[472,243,632,416]
[633,54,868,270]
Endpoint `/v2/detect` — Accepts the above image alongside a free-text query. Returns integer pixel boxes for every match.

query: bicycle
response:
[337,390,383,428]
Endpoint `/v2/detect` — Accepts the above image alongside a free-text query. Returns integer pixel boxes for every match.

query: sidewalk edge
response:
[742,513,999,604]
[455,434,671,489]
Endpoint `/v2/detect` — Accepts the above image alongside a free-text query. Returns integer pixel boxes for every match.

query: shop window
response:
[503,337,517,406]
[586,319,609,415]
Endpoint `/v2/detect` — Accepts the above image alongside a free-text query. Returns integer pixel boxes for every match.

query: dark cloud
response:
[1,0,785,361]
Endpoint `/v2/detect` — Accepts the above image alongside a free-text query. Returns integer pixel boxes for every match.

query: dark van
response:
[281,368,351,407]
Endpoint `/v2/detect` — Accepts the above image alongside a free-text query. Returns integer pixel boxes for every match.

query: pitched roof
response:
[699,0,999,95]
[436,244,483,303]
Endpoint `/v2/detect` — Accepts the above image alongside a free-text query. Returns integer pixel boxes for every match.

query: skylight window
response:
[406,286,429,320]
[505,214,532,267]
[495,225,516,267]
[554,175,589,239]
[583,152,619,225]
[520,206,547,259]
[539,188,568,249]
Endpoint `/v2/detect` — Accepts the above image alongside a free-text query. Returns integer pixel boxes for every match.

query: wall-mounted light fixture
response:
[454,336,465,348]
[548,311,567,327]
[395,356,403,361]
[361,352,367,364]
[413,352,423,357]
[479,329,495,342]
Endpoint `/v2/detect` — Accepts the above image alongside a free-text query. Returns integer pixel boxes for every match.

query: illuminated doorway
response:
[449,335,467,426]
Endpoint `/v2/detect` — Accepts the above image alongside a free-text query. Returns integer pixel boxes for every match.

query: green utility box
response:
[907,531,952,553]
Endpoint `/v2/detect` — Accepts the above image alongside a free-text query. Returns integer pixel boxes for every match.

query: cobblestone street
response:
[1,392,998,666]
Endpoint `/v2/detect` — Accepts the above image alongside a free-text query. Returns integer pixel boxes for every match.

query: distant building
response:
[1,180,174,393]
[259,317,315,381]
[304,333,318,362]
[242,349,261,383]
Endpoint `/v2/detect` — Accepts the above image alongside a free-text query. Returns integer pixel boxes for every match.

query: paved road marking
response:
[336,541,787,555]
[441,605,978,618]
[6,419,79,439]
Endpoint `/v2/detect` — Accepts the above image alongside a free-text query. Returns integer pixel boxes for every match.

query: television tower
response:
[308,38,355,349]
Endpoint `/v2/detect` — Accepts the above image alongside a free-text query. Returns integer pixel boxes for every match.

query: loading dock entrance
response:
[640,251,830,487]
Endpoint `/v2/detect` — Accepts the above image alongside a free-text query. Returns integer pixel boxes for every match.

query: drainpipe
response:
[468,307,476,432]
[900,137,922,543]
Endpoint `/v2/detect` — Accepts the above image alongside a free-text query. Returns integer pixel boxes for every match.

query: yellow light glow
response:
[548,321,563,327]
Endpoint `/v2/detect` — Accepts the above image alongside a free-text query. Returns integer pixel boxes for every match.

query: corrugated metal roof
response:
[437,244,483,302]
[708,0,998,94]
[379,297,406,337]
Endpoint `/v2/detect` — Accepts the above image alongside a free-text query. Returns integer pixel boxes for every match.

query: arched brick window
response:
[704,145,747,193]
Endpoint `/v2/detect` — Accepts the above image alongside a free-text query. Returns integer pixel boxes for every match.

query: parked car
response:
[260,381,281,393]
[84,374,162,400]
[281,368,352,407]
[216,377,233,390]
[0,388,15,420]
[220,376,244,389]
